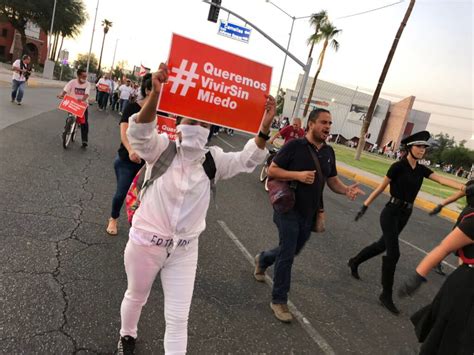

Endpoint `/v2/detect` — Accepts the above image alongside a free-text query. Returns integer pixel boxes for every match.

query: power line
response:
[336,1,405,20]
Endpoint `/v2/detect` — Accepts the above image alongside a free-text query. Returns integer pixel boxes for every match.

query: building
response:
[282,75,430,151]
[0,21,47,65]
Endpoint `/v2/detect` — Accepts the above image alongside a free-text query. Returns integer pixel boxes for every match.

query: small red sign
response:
[157,115,177,141]
[158,34,272,134]
[97,83,110,92]
[58,95,88,118]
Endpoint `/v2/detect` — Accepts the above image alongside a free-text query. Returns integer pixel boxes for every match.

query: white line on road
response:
[215,135,236,148]
[217,220,336,355]
[399,238,456,270]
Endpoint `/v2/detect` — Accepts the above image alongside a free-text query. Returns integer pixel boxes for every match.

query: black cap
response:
[401,130,431,147]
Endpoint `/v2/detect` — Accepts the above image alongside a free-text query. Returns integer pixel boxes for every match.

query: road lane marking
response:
[215,135,236,148]
[217,220,336,355]
[399,238,456,270]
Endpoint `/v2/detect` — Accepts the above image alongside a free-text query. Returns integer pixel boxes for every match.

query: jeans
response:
[11,79,26,102]
[259,209,314,304]
[119,99,129,114]
[120,239,199,354]
[98,92,109,110]
[80,108,89,143]
[111,157,142,219]
[111,94,119,111]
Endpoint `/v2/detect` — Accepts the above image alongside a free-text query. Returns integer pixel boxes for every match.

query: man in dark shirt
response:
[254,108,364,323]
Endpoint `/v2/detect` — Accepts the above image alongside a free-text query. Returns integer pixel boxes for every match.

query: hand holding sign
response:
[152,63,169,95]
[262,95,276,131]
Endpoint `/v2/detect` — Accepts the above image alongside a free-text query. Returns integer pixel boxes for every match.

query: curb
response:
[0,77,66,89]
[337,165,459,223]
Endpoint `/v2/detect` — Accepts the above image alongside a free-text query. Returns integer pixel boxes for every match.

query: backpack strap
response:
[203,151,217,203]
[138,141,177,196]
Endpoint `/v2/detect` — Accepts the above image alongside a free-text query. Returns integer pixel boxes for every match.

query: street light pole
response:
[86,0,100,76]
[47,0,57,60]
[276,16,294,95]
[111,38,119,71]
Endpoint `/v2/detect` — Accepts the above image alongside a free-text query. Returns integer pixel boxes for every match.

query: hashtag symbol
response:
[168,59,199,96]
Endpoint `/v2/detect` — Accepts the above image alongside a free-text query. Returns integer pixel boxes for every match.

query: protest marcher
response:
[106,74,152,236]
[349,131,466,315]
[118,79,134,115]
[268,117,304,145]
[58,68,91,148]
[11,54,31,105]
[96,73,112,111]
[254,108,364,323]
[398,180,474,354]
[111,77,120,111]
[116,63,276,355]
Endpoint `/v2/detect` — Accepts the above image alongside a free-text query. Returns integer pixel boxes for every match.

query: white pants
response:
[120,239,199,355]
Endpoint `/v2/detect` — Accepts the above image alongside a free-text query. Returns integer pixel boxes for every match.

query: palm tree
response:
[354,0,416,160]
[302,22,341,118]
[307,10,328,60]
[97,19,113,74]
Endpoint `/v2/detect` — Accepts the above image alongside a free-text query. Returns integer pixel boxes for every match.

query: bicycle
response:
[259,147,280,191]
[62,113,80,149]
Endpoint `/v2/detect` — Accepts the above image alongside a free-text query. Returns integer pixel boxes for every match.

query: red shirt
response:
[280,125,305,144]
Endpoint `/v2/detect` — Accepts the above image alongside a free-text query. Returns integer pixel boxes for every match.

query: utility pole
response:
[86,0,100,76]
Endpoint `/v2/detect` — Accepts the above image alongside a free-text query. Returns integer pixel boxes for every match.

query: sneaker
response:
[254,254,266,282]
[270,302,293,323]
[82,142,88,148]
[17,101,21,105]
[116,335,136,355]
[98,108,103,112]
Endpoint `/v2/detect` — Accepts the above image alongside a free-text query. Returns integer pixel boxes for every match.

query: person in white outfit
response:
[116,63,276,355]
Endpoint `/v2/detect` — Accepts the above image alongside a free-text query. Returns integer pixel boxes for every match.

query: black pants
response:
[352,203,412,293]
[80,108,89,143]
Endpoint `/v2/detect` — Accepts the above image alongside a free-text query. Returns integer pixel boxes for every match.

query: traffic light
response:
[207,0,222,23]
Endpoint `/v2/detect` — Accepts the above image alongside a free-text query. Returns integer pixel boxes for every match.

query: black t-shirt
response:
[272,138,337,217]
[454,206,474,261]
[117,102,145,165]
[386,159,433,203]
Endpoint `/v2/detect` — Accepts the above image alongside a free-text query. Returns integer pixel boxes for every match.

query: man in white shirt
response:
[96,73,112,111]
[118,79,133,114]
[58,68,91,147]
[115,63,275,355]
[11,54,31,105]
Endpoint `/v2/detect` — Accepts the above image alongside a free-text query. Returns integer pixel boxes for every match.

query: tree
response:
[112,66,124,81]
[97,19,113,74]
[355,0,416,160]
[307,10,328,60]
[427,132,456,164]
[74,53,98,73]
[0,0,48,56]
[441,147,474,170]
[302,22,341,117]
[276,88,286,116]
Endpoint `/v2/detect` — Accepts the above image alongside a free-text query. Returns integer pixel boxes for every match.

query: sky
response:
[63,0,473,148]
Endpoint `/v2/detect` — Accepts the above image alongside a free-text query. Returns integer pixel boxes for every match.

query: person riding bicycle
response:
[58,68,91,148]
[269,117,304,146]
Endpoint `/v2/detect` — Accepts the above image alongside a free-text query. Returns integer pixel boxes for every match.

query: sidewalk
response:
[336,161,460,222]
[0,66,67,88]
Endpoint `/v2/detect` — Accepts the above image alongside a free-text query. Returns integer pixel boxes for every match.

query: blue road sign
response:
[218,20,251,43]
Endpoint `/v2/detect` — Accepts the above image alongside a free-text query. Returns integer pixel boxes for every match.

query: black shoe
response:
[348,258,360,280]
[379,294,400,315]
[116,335,135,355]
[82,142,88,148]
[434,263,446,276]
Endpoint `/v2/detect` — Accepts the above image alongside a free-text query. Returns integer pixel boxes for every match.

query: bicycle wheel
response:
[62,116,75,149]
[259,163,268,182]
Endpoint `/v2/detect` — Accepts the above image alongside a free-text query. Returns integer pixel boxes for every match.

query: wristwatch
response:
[258,130,271,141]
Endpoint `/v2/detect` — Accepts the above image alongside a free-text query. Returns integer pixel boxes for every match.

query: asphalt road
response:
[0,88,456,354]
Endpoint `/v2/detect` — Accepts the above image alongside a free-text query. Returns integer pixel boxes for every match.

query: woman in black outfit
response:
[349,131,465,314]
[106,74,152,235]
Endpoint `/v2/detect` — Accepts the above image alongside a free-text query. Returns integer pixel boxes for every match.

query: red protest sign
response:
[157,115,177,141]
[58,95,87,118]
[158,34,272,134]
[97,83,109,92]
